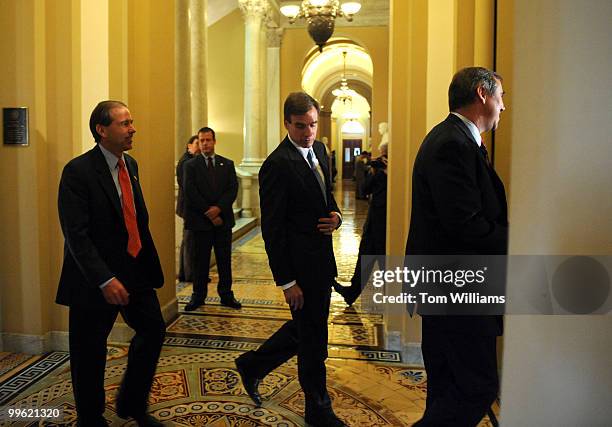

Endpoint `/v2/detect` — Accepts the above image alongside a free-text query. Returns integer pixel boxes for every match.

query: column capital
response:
[266,27,284,48]
[238,0,270,19]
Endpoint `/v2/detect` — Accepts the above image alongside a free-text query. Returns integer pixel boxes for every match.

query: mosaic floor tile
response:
[168,315,380,347]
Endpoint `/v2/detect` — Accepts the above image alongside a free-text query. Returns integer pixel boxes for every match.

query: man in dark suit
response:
[235,92,345,427]
[57,101,166,427]
[406,67,508,426]
[335,142,388,306]
[183,127,241,310]
[176,135,199,282]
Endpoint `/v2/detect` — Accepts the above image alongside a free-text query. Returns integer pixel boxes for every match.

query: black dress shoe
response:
[221,296,242,309]
[184,298,204,311]
[235,359,262,406]
[333,281,360,306]
[305,412,346,427]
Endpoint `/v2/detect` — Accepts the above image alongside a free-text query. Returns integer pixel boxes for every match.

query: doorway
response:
[342,139,362,179]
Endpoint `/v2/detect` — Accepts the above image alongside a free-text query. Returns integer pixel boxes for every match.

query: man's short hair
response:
[198,127,216,141]
[89,100,128,142]
[448,67,502,111]
[283,92,320,123]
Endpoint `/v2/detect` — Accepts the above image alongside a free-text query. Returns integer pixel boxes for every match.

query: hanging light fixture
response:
[332,51,358,104]
[280,1,362,52]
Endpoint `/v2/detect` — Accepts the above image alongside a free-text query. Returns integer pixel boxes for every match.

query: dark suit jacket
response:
[405,114,508,335]
[259,138,341,288]
[183,154,238,231]
[363,167,387,253]
[56,145,164,308]
[176,151,194,218]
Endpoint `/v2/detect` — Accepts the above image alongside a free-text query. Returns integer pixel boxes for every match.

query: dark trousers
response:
[238,284,333,417]
[178,227,194,282]
[68,290,166,424]
[414,317,499,427]
[191,227,233,300]
[348,226,386,296]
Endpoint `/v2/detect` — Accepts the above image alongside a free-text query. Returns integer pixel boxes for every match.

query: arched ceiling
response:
[301,38,373,106]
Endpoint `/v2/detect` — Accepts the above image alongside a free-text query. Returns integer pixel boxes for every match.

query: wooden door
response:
[342,139,362,179]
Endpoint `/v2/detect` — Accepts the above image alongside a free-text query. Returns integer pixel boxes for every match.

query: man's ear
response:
[96,124,106,139]
[476,85,487,104]
[283,119,290,130]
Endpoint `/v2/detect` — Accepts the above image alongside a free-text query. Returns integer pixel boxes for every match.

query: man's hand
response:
[283,284,304,311]
[211,216,224,226]
[205,206,221,219]
[317,213,340,235]
[102,278,130,305]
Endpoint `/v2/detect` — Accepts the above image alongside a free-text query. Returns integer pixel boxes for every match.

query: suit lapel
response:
[282,138,327,208]
[124,155,147,222]
[92,145,123,220]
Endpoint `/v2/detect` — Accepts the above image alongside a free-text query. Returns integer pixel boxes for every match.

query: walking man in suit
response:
[183,127,241,310]
[235,92,345,427]
[406,67,508,426]
[57,100,166,427]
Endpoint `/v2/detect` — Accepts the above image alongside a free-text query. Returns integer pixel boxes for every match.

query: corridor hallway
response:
[0,181,498,426]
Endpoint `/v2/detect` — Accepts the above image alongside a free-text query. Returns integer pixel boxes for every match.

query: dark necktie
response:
[206,156,216,189]
[479,142,492,167]
[117,158,141,257]
[307,149,327,204]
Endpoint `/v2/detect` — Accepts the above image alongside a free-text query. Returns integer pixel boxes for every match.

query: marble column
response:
[238,0,269,172]
[266,27,283,155]
[175,0,191,159]
[189,0,208,131]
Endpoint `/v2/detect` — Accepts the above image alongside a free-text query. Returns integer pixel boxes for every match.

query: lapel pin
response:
[219,162,224,166]
[133,175,138,181]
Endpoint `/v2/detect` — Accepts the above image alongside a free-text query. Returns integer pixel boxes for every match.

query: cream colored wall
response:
[499,0,612,423]
[280,26,389,154]
[207,9,245,164]
[387,0,497,347]
[0,0,176,352]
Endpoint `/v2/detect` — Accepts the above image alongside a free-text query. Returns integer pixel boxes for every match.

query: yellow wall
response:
[0,0,176,350]
[207,9,246,164]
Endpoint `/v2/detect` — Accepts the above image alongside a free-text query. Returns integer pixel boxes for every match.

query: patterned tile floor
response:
[0,180,500,426]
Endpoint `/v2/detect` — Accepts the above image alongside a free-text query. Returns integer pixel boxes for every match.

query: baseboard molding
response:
[0,331,69,354]
[1,298,178,354]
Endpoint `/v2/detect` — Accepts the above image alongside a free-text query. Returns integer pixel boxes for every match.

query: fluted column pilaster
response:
[189,0,208,130]
[238,0,269,172]
[175,0,191,159]
[266,27,283,155]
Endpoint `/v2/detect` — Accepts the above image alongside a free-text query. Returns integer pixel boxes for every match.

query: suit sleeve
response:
[259,158,294,286]
[58,162,113,288]
[217,161,238,219]
[428,141,507,253]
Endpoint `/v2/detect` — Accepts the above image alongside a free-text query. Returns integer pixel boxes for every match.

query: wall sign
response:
[3,107,29,146]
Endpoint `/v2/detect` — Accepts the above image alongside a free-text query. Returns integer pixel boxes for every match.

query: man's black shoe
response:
[333,282,360,306]
[235,359,262,406]
[305,413,346,427]
[184,298,204,311]
[221,296,242,309]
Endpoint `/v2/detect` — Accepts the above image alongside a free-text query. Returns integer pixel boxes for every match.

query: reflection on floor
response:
[0,180,499,426]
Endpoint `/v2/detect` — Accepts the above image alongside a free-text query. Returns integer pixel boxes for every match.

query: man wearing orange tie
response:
[57,101,165,427]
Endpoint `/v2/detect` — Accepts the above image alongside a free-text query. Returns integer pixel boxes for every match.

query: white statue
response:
[378,122,389,145]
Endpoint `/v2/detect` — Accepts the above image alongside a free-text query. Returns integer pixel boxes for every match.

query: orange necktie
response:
[118,158,142,257]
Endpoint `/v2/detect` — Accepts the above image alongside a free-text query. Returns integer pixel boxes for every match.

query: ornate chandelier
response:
[280,1,362,52]
[332,51,358,104]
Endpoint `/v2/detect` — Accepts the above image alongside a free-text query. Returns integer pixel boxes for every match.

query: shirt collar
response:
[98,143,125,169]
[451,112,482,146]
[287,134,314,159]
